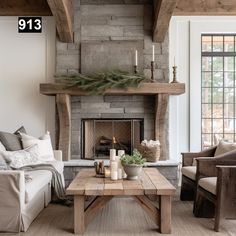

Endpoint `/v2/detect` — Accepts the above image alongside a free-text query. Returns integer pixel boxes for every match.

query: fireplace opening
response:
[81,119,144,159]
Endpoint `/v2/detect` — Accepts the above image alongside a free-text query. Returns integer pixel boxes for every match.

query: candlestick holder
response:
[134,65,138,74]
[170,66,179,83]
[151,61,154,82]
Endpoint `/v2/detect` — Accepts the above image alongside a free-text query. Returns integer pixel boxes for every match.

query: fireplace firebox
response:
[81,119,144,159]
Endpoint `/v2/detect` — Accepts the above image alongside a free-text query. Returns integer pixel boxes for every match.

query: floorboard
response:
[1,197,236,236]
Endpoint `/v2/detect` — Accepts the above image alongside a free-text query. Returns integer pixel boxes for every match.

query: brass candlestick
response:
[171,65,179,83]
[151,61,154,82]
[134,65,138,74]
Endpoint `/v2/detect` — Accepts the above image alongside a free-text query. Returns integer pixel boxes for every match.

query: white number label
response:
[18,17,42,33]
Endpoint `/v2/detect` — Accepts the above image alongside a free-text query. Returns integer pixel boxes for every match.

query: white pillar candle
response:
[105,168,111,178]
[110,149,116,161]
[111,171,118,180]
[118,168,123,179]
[152,45,155,61]
[135,50,138,66]
[111,161,118,172]
[118,150,125,157]
[116,155,122,169]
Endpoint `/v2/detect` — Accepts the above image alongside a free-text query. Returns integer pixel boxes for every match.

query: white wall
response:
[169,16,236,162]
[0,17,56,145]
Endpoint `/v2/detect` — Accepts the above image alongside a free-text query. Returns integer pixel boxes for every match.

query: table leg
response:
[74,195,85,234]
[160,195,171,234]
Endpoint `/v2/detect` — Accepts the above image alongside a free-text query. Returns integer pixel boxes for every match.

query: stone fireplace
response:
[40,1,185,162]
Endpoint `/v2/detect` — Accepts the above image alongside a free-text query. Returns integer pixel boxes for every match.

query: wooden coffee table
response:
[66,168,176,234]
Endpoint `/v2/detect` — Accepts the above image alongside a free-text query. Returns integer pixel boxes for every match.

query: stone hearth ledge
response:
[63,159,179,167]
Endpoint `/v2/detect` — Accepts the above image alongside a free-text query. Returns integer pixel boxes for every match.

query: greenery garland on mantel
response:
[56,70,146,95]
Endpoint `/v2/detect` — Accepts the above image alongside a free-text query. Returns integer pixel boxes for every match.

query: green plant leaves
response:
[120,149,146,166]
[55,70,145,95]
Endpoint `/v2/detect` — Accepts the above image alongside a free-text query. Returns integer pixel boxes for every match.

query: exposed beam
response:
[174,0,236,16]
[0,0,52,16]
[153,0,177,43]
[47,0,73,43]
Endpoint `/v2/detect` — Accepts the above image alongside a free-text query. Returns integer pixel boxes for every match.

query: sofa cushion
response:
[215,140,236,156]
[198,177,217,195]
[0,127,27,151]
[0,141,6,151]
[25,170,52,203]
[181,166,197,180]
[1,145,41,169]
[0,155,9,170]
[20,132,55,161]
[0,132,22,151]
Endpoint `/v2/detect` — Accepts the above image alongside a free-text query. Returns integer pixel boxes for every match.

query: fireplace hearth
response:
[81,119,144,159]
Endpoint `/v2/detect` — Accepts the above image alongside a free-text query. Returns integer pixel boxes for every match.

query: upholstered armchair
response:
[194,165,236,231]
[180,146,217,200]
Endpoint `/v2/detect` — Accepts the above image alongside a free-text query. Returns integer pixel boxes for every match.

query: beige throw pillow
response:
[214,140,236,156]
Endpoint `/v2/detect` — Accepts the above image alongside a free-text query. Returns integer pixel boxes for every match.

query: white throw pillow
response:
[0,144,41,169]
[0,141,6,151]
[20,132,55,161]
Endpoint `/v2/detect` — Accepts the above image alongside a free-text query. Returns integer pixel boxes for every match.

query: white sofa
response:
[0,150,64,232]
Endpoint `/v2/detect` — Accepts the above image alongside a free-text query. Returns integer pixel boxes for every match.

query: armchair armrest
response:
[53,150,63,161]
[216,165,236,216]
[0,170,25,232]
[196,149,236,180]
[181,145,217,166]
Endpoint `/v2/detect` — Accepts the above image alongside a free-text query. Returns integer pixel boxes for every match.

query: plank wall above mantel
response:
[40,82,185,96]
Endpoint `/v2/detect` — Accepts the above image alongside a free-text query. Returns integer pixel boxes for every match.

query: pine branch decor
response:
[56,70,145,94]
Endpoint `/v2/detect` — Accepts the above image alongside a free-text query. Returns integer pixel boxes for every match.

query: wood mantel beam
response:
[0,0,52,16]
[40,83,185,96]
[174,0,236,16]
[153,0,177,43]
[47,0,73,43]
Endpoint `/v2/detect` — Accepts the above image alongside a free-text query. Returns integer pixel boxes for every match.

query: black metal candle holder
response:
[134,65,138,74]
[151,61,154,82]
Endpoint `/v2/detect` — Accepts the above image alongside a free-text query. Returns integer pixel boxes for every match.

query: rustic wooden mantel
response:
[40,82,185,161]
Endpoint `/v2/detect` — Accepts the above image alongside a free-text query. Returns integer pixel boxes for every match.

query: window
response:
[201,35,236,148]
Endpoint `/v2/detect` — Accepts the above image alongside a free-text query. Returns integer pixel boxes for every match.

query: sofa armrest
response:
[181,145,217,166]
[0,170,25,232]
[196,149,236,180]
[53,150,63,161]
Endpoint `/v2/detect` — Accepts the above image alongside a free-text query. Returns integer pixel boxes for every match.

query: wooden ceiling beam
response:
[153,0,177,43]
[0,0,52,16]
[174,0,236,16]
[47,0,74,43]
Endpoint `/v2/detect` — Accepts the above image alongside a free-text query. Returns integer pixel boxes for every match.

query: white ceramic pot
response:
[122,164,143,180]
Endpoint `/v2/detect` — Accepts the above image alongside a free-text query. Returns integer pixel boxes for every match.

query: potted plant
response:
[120,149,146,180]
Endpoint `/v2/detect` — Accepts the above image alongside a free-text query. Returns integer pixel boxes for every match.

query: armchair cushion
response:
[215,140,236,157]
[181,166,196,180]
[198,177,217,195]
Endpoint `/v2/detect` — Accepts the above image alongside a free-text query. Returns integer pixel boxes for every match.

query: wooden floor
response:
[1,197,236,236]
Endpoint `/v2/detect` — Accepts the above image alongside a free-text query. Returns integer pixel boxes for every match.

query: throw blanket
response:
[20,164,66,201]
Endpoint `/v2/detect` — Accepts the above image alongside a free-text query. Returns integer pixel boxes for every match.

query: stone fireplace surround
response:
[40,1,186,186]
[40,82,185,161]
[71,95,154,159]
